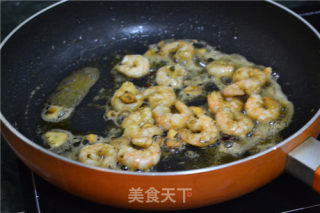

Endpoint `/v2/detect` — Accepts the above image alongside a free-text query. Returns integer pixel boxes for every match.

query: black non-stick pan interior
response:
[2,2,320,149]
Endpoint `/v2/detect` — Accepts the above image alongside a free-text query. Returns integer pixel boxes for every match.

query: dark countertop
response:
[1,1,320,213]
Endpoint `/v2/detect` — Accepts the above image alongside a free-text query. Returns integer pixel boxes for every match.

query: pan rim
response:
[1,0,319,176]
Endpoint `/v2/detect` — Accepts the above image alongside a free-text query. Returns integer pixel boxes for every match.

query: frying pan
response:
[1,1,320,210]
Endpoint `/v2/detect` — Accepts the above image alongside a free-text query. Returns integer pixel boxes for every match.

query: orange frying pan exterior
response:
[313,167,320,193]
[1,114,319,210]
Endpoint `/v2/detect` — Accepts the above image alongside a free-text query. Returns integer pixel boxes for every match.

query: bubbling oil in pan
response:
[38,39,294,172]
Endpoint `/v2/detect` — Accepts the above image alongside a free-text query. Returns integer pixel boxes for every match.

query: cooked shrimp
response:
[222,82,245,97]
[206,61,234,78]
[184,85,202,96]
[117,140,161,170]
[245,95,281,122]
[189,106,204,116]
[116,55,150,78]
[152,100,192,130]
[179,114,219,147]
[143,85,176,108]
[207,91,243,113]
[79,143,118,168]
[159,41,194,61]
[215,107,254,137]
[121,107,155,131]
[121,107,163,148]
[111,81,144,112]
[109,137,130,148]
[222,79,261,97]
[232,67,271,85]
[156,64,186,88]
[131,137,154,148]
[222,67,271,97]
[165,129,184,148]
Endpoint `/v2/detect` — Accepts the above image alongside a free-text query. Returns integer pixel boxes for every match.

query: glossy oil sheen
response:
[2,2,320,144]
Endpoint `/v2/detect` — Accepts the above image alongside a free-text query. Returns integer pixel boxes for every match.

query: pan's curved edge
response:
[1,0,320,177]
[0,0,67,49]
[267,0,320,38]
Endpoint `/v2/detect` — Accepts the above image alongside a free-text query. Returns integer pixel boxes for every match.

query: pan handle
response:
[286,137,320,193]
